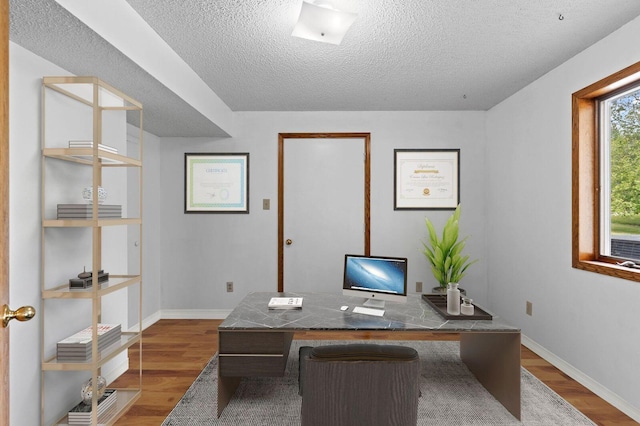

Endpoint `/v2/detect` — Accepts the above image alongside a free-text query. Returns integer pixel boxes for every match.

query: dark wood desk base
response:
[217,330,521,420]
[217,330,294,416]
[461,332,521,420]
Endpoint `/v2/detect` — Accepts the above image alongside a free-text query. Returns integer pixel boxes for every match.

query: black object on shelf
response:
[69,270,109,289]
[421,294,493,320]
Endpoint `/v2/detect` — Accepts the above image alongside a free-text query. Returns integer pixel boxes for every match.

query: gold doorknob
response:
[2,304,36,328]
[285,239,293,246]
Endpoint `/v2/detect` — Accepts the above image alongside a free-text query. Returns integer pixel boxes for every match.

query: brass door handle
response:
[2,304,36,328]
[285,239,293,246]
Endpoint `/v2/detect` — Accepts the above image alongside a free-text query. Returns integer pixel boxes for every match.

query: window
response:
[573,61,640,281]
[600,85,640,262]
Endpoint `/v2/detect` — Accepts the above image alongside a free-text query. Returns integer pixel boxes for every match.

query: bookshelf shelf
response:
[43,218,141,227]
[43,147,141,167]
[53,389,141,426]
[41,76,143,426]
[42,333,141,371]
[42,275,141,299]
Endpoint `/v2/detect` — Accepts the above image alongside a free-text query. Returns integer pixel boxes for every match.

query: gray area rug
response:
[162,340,595,425]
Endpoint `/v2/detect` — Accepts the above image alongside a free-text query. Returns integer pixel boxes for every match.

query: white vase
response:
[446,282,461,315]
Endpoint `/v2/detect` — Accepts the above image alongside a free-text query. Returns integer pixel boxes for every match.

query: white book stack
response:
[57,204,122,219]
[57,324,121,361]
[67,389,117,425]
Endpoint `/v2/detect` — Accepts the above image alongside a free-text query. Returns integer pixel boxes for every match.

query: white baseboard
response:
[125,309,231,333]
[126,310,162,333]
[112,309,230,386]
[127,309,232,333]
[104,358,129,385]
[160,308,232,319]
[522,334,640,423]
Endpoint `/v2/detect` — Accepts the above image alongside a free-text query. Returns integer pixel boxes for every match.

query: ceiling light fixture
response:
[292,0,357,45]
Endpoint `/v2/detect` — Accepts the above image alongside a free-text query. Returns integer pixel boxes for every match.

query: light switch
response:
[263,199,270,210]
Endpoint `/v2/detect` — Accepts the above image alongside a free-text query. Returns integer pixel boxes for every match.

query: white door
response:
[282,136,367,293]
[127,136,140,329]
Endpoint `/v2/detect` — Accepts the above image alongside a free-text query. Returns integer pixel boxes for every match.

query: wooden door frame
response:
[277,133,371,292]
[1,0,10,424]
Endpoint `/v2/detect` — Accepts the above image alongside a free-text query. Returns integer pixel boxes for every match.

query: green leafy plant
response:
[422,204,478,289]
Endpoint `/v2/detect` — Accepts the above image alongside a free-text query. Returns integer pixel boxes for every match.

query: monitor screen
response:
[342,254,408,306]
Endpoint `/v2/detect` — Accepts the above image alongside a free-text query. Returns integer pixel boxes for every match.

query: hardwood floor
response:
[111,319,638,426]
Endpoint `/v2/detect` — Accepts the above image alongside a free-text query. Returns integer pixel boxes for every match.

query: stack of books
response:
[67,389,117,424]
[57,324,121,362]
[68,140,118,155]
[57,204,122,219]
[268,297,303,310]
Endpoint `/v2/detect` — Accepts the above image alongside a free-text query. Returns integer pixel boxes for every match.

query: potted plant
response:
[422,204,477,293]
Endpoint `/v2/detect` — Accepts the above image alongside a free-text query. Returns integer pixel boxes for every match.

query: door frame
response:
[277,133,371,292]
[1,0,10,423]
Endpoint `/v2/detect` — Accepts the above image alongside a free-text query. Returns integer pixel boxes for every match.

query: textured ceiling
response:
[9,0,226,137]
[9,0,640,137]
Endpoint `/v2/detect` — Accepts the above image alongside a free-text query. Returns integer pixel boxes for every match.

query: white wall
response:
[13,10,640,422]
[8,42,161,424]
[486,16,640,418]
[158,111,488,313]
[9,41,73,426]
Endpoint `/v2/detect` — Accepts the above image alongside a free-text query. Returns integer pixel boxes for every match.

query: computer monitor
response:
[342,254,408,309]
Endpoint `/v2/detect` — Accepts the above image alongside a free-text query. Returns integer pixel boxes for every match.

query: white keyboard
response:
[352,306,385,317]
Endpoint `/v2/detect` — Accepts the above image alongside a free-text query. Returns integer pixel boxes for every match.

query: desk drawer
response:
[219,354,287,377]
[219,331,293,354]
[218,331,294,377]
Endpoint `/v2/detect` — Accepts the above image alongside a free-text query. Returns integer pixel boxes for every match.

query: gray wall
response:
[486,15,640,415]
[158,111,488,312]
[9,42,63,426]
[9,11,640,423]
[8,42,163,425]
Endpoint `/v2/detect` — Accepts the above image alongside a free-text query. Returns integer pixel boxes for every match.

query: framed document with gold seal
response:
[394,149,459,210]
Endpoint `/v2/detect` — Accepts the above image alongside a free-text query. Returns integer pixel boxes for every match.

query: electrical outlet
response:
[415,282,423,293]
[263,199,270,210]
[526,301,532,316]
[226,282,233,292]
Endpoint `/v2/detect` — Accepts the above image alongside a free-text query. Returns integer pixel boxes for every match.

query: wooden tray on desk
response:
[421,294,493,320]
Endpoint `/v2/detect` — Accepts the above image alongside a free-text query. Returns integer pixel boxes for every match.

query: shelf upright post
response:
[39,77,46,426]
[88,79,99,426]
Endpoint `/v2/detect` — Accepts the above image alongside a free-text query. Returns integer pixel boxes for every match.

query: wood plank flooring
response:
[111,319,638,426]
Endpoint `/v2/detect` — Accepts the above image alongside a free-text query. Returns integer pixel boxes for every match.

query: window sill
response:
[573,259,640,283]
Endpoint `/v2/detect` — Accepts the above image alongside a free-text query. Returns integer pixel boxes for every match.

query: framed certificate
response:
[184,153,249,213]
[394,149,460,210]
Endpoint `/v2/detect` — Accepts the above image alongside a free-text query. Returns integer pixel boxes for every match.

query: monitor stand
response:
[363,298,385,309]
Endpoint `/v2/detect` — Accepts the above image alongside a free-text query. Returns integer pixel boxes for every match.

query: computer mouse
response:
[340,306,349,311]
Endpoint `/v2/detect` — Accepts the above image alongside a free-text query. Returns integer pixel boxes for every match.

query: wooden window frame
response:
[572,61,640,282]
